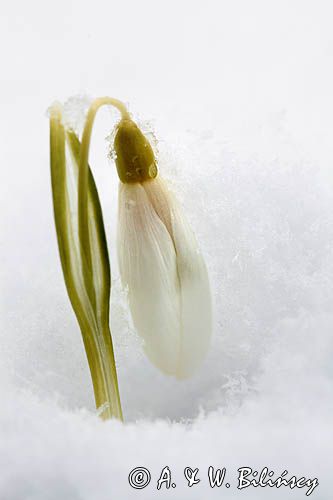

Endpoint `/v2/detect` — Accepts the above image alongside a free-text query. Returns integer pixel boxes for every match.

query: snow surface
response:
[1,1,333,499]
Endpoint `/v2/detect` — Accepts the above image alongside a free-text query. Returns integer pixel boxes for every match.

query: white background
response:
[1,1,333,499]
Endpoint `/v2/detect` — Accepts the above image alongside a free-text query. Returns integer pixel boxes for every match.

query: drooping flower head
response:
[114,118,212,379]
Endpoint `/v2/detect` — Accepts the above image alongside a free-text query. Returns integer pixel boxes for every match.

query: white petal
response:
[143,177,212,378]
[117,182,181,376]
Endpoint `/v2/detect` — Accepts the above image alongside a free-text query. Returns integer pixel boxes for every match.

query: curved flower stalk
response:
[114,119,212,379]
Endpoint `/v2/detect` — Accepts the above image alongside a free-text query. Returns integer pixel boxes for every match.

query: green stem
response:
[78,97,129,303]
[49,103,124,420]
[67,129,123,420]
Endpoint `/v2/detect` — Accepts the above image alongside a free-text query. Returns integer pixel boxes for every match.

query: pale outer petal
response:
[117,182,182,376]
[142,177,212,379]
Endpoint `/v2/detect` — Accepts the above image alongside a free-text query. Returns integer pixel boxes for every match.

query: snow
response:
[1,0,333,498]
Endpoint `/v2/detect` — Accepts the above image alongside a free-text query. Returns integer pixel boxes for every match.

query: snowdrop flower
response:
[114,119,212,378]
[50,95,212,421]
